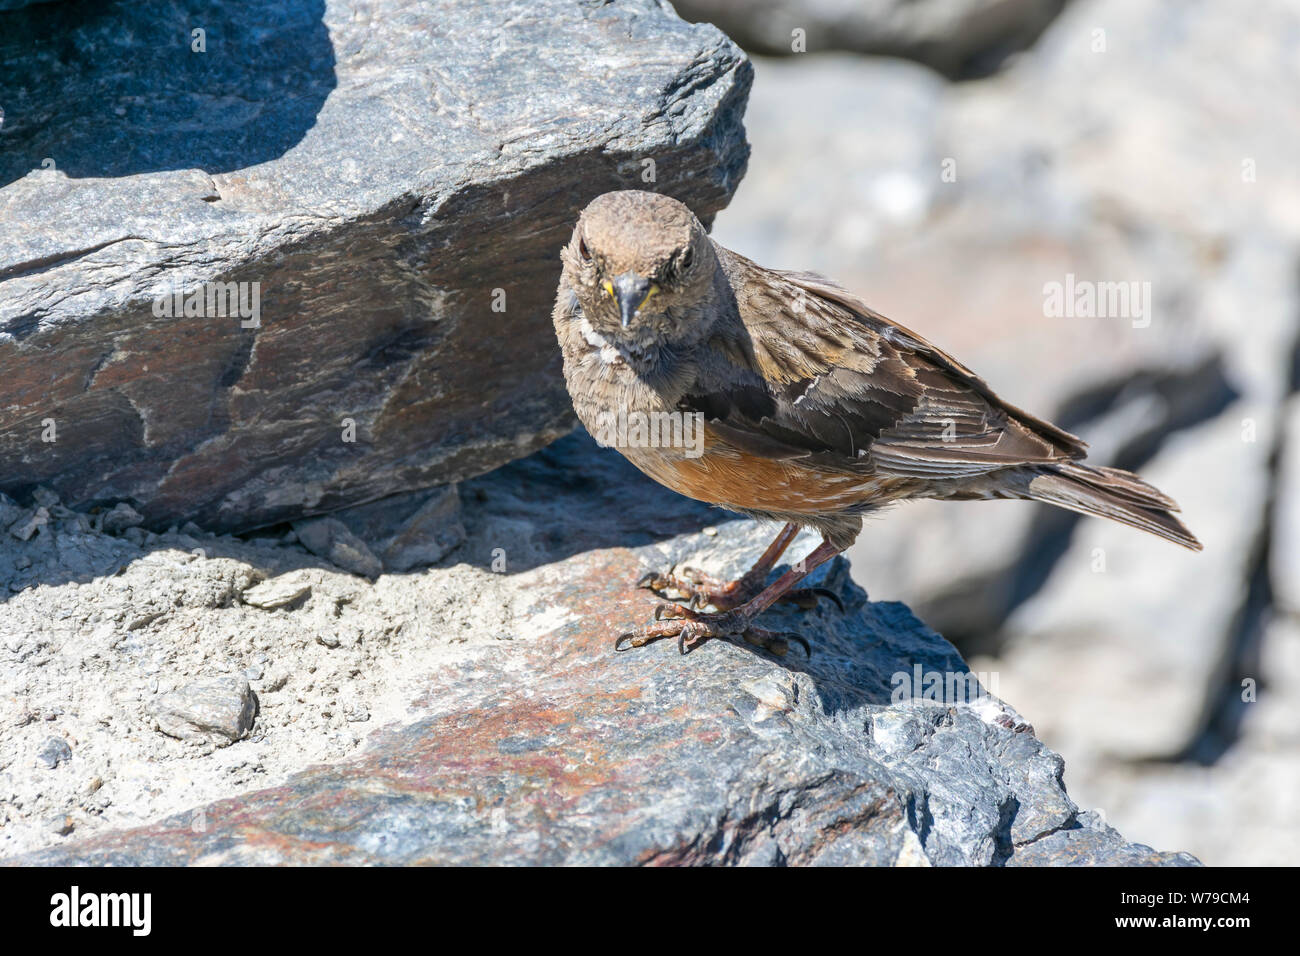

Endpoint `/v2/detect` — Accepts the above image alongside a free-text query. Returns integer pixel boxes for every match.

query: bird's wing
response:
[682,254,1086,480]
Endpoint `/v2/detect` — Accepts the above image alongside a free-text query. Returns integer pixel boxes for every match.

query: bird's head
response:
[561,190,716,346]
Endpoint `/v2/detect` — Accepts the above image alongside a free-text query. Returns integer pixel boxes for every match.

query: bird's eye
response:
[679,246,694,271]
[577,236,592,262]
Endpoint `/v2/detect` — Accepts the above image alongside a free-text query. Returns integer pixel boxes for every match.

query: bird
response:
[551,190,1200,657]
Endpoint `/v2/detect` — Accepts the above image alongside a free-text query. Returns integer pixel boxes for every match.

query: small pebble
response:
[8,507,49,541]
[153,674,257,745]
[101,502,145,534]
[242,571,313,610]
[37,736,72,769]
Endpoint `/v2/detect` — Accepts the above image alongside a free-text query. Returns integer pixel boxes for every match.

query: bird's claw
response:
[653,602,692,621]
[637,565,723,602]
[615,605,811,659]
[636,568,674,592]
[810,587,845,613]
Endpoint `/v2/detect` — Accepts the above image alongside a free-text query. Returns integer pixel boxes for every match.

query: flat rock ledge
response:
[6,435,1199,866]
[0,0,750,532]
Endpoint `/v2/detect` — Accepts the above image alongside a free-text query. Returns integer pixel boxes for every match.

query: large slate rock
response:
[0,0,750,532]
[6,433,1197,866]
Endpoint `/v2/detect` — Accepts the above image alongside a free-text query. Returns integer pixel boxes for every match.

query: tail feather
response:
[1023,462,1202,551]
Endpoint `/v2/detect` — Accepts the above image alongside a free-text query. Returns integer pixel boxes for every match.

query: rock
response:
[1008,811,1198,867]
[100,503,145,535]
[1271,396,1300,615]
[331,486,466,572]
[0,493,21,530]
[7,507,48,542]
[672,0,1067,77]
[1015,615,1300,868]
[153,675,257,746]
[10,433,1196,866]
[241,570,315,610]
[31,487,59,509]
[710,55,948,276]
[292,518,383,579]
[35,737,71,769]
[0,0,750,534]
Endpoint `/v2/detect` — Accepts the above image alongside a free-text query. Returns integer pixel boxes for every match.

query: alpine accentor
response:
[552,190,1199,656]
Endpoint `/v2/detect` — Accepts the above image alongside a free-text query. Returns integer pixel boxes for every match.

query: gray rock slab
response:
[0,0,750,533]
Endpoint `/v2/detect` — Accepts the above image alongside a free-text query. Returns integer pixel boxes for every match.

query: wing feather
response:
[681,248,1087,482]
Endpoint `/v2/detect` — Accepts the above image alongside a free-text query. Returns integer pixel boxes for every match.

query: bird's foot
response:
[614,602,811,658]
[637,565,842,613]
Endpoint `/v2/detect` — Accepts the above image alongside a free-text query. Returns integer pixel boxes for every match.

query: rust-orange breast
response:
[616,426,918,516]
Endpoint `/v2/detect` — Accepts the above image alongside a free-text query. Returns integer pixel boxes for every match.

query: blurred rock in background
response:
[704,0,1300,865]
[673,0,1068,78]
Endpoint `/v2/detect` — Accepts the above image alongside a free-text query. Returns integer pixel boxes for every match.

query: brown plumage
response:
[552,190,1200,656]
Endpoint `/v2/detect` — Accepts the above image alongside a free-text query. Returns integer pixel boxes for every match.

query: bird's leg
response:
[618,538,843,657]
[637,523,841,612]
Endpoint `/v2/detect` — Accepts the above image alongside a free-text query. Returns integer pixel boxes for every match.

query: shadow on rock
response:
[0,0,335,188]
[456,429,743,574]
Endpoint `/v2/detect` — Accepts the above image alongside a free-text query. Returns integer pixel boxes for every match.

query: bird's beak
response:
[611,272,654,329]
